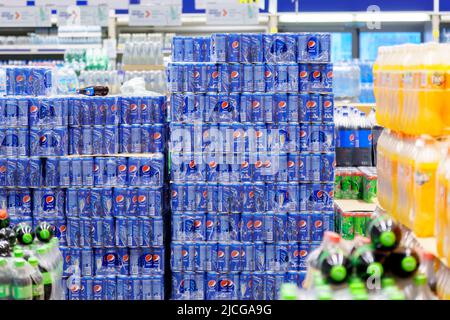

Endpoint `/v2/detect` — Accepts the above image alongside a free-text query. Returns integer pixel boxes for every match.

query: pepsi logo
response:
[152,255,160,262]
[100,104,107,112]
[278,101,287,109]
[115,195,125,204]
[138,195,147,203]
[300,250,308,257]
[212,71,219,79]
[107,254,115,263]
[171,190,178,198]
[308,40,317,49]
[16,75,25,82]
[130,104,138,111]
[253,220,262,229]
[45,196,54,204]
[349,134,355,142]
[30,105,39,113]
[264,70,272,78]
[246,221,253,229]
[255,160,263,168]
[39,136,47,144]
[194,220,202,228]
[22,195,31,203]
[209,161,217,169]
[299,71,308,79]
[65,256,71,263]
[221,101,229,109]
[300,130,307,138]
[324,101,332,108]
[129,165,138,173]
[252,100,261,109]
[231,250,240,258]
[59,225,67,233]
[70,284,80,293]
[299,160,304,168]
[241,250,245,257]
[263,160,271,168]
[132,195,138,204]
[299,220,307,228]
[306,101,317,109]
[315,220,323,228]
[203,131,210,139]
[241,161,249,169]
[118,164,127,172]
[193,71,200,78]
[189,160,196,169]
[232,40,239,49]
[329,190,334,197]
[153,132,162,140]
[0,166,6,173]
[255,131,263,139]
[248,191,255,198]
[327,71,333,79]
[317,190,324,198]
[293,250,300,257]
[203,190,208,199]
[111,104,117,112]
[220,279,233,288]
[141,103,148,111]
[368,134,373,141]
[208,280,216,288]
[182,249,188,257]
[93,164,99,173]
[312,71,321,79]
[288,161,295,168]
[122,254,129,262]
[141,165,151,174]
[94,285,102,293]
[217,250,225,258]
[145,254,153,263]
[206,220,214,228]
[231,71,239,79]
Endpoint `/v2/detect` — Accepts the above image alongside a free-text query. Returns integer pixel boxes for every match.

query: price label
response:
[0,6,51,27]
[206,0,259,25]
[128,1,181,26]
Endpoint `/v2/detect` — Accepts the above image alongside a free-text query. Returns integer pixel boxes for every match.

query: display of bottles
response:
[332,61,361,102]
[335,107,377,167]
[374,43,450,135]
[122,39,163,66]
[377,130,444,237]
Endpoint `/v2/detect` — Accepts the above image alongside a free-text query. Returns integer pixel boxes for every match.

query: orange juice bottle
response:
[436,146,450,257]
[376,130,388,212]
[389,131,400,216]
[402,44,416,132]
[418,43,445,135]
[443,43,450,128]
[411,136,442,237]
[396,134,415,227]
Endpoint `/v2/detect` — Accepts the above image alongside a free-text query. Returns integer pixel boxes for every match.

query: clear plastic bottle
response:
[28,257,44,300]
[11,259,32,300]
[406,274,438,300]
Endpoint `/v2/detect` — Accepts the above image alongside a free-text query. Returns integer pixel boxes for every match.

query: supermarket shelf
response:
[334,102,376,108]
[116,49,171,55]
[0,44,102,55]
[122,64,166,71]
[334,199,378,212]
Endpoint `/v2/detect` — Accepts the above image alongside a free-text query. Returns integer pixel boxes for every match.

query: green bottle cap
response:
[348,276,363,285]
[381,277,396,288]
[401,256,417,272]
[37,246,46,254]
[28,257,39,267]
[349,282,366,291]
[352,289,369,300]
[14,259,25,268]
[280,283,298,300]
[23,233,33,244]
[380,231,396,247]
[0,258,7,267]
[367,262,384,277]
[13,250,24,258]
[39,229,51,240]
[414,274,427,286]
[330,265,347,282]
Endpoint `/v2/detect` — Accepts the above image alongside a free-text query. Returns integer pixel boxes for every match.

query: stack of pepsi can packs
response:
[4,66,53,96]
[169,33,335,300]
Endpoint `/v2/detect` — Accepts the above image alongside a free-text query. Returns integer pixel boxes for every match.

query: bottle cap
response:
[380,231,396,247]
[414,274,427,286]
[330,265,347,282]
[37,246,46,254]
[39,229,51,240]
[13,250,24,258]
[28,257,39,267]
[352,289,368,300]
[0,258,6,266]
[401,256,417,272]
[367,262,384,277]
[349,282,365,291]
[280,283,298,300]
[381,277,396,288]
[0,209,8,220]
[22,233,33,244]
[14,259,25,268]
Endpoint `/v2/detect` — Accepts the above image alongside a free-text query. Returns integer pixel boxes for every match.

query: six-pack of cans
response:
[168,33,335,300]
[3,66,53,96]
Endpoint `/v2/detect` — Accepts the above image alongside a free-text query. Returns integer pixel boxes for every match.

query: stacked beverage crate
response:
[167,33,335,300]
[0,68,167,300]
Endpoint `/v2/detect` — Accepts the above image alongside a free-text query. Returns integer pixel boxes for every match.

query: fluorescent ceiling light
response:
[355,12,430,22]
[279,13,354,23]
